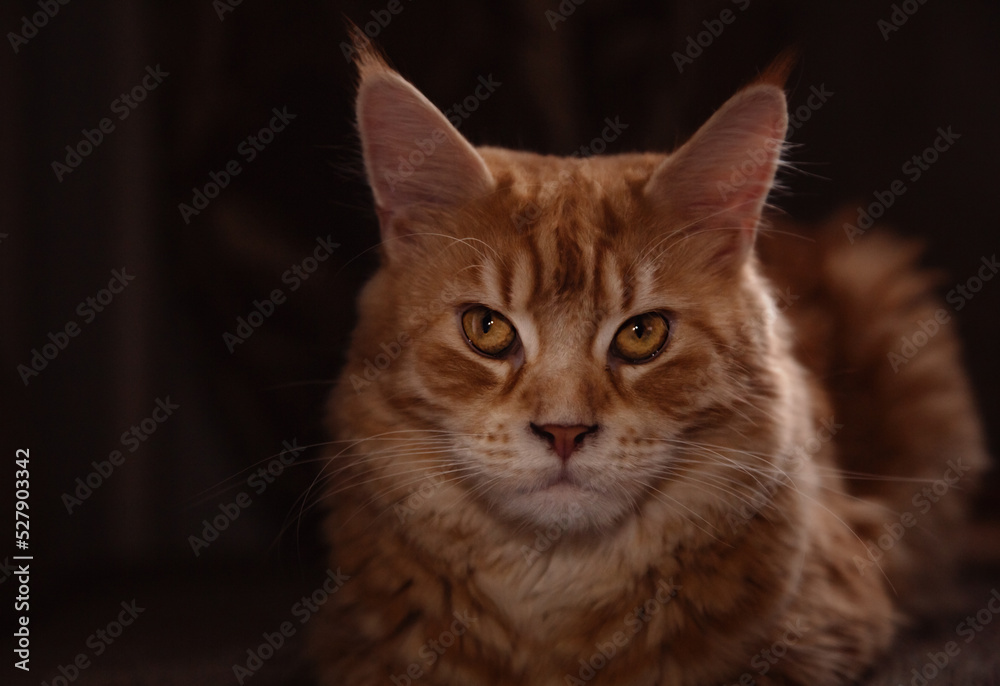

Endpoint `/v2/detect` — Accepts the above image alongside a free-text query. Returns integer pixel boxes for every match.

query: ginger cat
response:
[308,39,987,685]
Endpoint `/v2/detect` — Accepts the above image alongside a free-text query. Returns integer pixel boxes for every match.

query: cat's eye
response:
[612,312,670,363]
[462,306,518,357]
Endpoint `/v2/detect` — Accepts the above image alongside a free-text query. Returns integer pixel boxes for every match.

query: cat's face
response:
[340,46,792,533]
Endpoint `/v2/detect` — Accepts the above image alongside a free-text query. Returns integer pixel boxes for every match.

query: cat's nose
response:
[530,423,598,462]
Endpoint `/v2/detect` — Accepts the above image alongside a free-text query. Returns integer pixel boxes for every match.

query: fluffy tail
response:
[758,209,990,614]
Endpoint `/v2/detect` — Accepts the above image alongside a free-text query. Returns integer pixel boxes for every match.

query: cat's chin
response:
[495,482,630,533]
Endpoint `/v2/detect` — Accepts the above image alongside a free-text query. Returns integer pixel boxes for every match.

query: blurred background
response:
[1,0,998,683]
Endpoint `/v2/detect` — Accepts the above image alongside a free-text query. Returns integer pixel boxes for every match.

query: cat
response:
[308,35,988,686]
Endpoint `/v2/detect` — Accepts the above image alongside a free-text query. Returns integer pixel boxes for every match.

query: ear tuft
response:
[756,46,799,89]
[645,82,788,268]
[351,31,494,249]
[346,20,395,81]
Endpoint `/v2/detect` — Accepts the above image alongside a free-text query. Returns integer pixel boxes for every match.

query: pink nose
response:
[531,424,598,462]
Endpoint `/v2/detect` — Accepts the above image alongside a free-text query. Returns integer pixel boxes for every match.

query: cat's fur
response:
[308,40,987,685]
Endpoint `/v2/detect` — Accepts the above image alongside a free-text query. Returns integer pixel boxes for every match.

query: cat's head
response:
[337,43,797,534]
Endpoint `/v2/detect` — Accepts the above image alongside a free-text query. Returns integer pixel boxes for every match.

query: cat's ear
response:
[645,81,788,268]
[353,38,494,253]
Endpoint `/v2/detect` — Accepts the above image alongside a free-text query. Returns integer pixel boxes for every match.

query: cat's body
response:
[309,42,986,685]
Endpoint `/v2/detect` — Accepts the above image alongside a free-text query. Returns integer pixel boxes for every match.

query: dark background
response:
[2,0,998,684]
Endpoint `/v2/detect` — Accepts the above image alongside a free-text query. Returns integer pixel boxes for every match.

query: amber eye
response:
[462,306,517,357]
[612,312,670,363]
